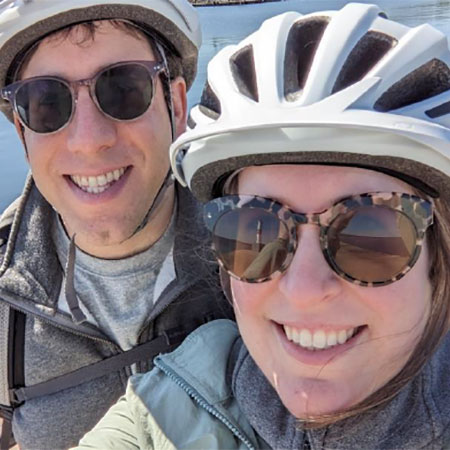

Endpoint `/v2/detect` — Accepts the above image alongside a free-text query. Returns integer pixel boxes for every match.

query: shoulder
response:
[134,319,239,400]
[0,197,20,241]
[156,318,239,381]
[79,321,256,449]
[423,332,450,436]
[0,196,20,224]
[0,197,21,260]
[128,320,244,446]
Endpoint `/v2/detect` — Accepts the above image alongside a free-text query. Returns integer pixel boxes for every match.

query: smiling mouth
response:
[68,167,128,194]
[283,325,366,351]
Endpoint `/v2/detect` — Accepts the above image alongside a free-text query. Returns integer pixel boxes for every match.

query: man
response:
[0,1,232,449]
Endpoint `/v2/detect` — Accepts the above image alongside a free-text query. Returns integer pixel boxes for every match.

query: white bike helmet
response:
[0,0,201,120]
[171,3,450,202]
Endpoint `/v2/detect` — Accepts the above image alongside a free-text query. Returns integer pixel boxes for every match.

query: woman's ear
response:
[169,76,187,139]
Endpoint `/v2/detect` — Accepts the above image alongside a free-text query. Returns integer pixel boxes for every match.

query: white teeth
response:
[70,167,127,194]
[326,331,337,347]
[312,330,326,349]
[97,174,107,186]
[283,325,358,351]
[337,330,348,345]
[299,329,312,347]
[285,326,293,341]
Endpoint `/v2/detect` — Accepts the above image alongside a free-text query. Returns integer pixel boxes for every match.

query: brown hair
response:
[14,19,182,82]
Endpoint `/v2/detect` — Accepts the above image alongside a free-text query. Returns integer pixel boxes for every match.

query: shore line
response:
[192,0,280,6]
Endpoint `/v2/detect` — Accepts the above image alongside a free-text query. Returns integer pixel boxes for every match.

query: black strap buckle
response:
[8,389,23,407]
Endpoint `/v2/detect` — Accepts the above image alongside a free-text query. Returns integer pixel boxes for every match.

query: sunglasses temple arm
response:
[155,41,176,141]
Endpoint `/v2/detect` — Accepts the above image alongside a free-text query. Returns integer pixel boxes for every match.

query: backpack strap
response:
[0,316,184,450]
[0,304,25,450]
[9,331,179,404]
[0,217,22,450]
[8,314,212,405]
[0,301,13,450]
[0,302,11,410]
[0,420,12,450]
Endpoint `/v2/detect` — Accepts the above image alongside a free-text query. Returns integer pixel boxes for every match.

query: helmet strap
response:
[132,170,175,236]
[128,40,176,239]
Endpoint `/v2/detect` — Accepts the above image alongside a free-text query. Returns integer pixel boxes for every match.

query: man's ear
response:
[170,76,187,139]
[13,114,29,159]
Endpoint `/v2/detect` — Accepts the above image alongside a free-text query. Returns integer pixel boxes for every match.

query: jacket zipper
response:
[155,358,256,450]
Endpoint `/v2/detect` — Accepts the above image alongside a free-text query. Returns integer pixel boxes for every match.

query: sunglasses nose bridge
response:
[291,212,320,228]
[290,212,328,261]
[71,78,95,104]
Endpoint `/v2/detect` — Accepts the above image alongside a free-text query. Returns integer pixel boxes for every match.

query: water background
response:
[2,0,450,211]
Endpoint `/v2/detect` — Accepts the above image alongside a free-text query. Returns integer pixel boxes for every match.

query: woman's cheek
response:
[231,279,264,317]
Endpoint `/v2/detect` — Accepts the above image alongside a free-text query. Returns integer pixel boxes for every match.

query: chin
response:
[72,220,136,247]
[277,378,361,420]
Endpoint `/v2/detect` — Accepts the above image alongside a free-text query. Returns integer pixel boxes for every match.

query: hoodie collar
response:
[0,175,62,314]
[0,176,216,320]
[232,336,450,450]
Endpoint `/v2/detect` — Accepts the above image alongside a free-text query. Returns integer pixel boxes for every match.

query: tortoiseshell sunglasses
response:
[204,193,433,287]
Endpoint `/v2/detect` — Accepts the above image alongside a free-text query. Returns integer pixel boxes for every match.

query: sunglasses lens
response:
[15,79,72,133]
[213,208,289,281]
[328,205,417,283]
[96,64,153,120]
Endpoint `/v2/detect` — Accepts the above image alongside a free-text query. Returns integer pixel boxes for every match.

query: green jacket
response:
[76,320,264,449]
[77,318,450,449]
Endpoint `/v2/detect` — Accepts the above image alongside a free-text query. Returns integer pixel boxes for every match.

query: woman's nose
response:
[277,225,342,309]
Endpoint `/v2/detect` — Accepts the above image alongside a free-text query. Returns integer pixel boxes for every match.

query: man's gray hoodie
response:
[0,176,233,449]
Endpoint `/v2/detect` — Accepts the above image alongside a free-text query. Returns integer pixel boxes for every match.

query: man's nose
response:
[65,87,117,155]
[277,225,342,309]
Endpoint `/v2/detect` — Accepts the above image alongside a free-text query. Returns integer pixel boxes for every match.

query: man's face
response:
[18,21,186,257]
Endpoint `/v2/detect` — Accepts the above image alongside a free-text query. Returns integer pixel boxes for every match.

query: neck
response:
[63,184,176,259]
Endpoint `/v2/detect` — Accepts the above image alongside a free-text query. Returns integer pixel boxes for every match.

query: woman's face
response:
[231,165,432,418]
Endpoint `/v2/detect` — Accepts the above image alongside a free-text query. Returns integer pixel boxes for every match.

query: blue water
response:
[2,0,450,211]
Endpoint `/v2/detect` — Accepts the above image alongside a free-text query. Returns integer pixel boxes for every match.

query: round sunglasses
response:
[1,60,166,134]
[204,193,434,287]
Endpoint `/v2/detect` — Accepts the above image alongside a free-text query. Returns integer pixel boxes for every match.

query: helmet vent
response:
[374,58,450,112]
[199,82,221,120]
[187,115,197,129]
[230,45,258,102]
[332,31,396,94]
[284,17,329,101]
[425,101,450,118]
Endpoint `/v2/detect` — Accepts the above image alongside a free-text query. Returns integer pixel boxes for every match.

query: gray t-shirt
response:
[52,212,176,351]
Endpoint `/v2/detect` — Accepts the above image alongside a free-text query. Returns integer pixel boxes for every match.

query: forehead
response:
[21,21,156,79]
[238,164,414,211]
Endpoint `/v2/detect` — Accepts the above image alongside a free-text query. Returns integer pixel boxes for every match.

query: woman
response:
[77,4,450,448]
